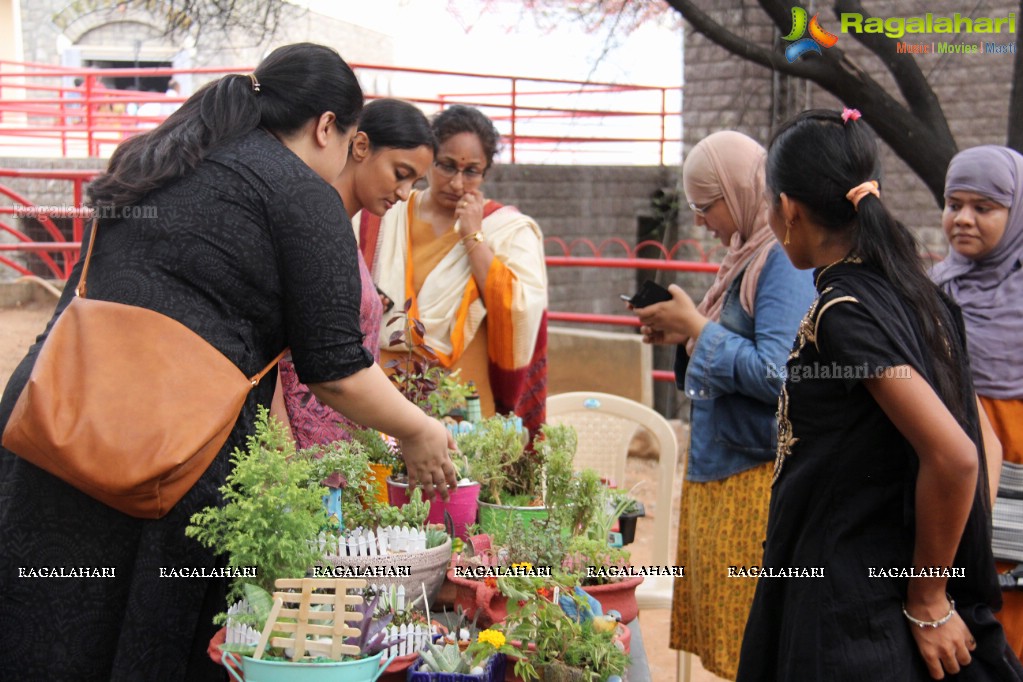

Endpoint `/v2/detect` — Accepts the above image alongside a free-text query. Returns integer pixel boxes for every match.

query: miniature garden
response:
[191,310,647,682]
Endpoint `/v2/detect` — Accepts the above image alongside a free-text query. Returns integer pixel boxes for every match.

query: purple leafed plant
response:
[344,595,395,656]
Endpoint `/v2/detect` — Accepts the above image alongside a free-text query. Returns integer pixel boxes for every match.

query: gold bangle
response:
[465,238,484,255]
[460,230,484,245]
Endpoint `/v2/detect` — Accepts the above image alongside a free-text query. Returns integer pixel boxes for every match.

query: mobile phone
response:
[623,280,673,308]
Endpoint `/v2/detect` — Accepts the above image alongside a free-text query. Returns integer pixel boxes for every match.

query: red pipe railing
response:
[0,61,681,164]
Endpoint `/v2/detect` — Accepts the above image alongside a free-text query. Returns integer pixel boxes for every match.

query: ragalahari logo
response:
[783,6,839,62]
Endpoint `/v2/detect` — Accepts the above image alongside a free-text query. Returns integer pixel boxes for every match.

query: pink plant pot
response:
[387,478,480,541]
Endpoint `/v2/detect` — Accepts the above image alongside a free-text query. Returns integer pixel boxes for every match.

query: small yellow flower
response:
[477,629,506,649]
[511,561,533,571]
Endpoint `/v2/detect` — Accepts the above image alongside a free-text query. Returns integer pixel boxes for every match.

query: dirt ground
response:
[0,301,55,388]
[0,301,727,682]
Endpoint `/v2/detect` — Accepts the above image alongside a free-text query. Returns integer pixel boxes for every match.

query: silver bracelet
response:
[902,594,955,628]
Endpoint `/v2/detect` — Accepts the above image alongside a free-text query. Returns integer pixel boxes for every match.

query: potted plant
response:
[351,427,401,506]
[611,490,645,547]
[221,579,398,682]
[383,300,482,540]
[186,406,338,613]
[323,491,454,606]
[386,457,480,541]
[406,627,517,681]
[187,407,399,678]
[364,585,440,682]
[468,421,580,533]
[446,476,641,626]
[503,591,629,682]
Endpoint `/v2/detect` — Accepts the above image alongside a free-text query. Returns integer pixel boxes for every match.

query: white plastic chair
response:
[545,391,690,681]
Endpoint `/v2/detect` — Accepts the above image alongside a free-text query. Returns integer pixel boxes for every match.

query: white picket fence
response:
[226,601,441,658]
[316,525,428,557]
[382,622,435,659]
[224,600,261,647]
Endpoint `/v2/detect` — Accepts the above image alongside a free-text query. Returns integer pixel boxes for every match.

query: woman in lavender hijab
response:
[933,144,1023,659]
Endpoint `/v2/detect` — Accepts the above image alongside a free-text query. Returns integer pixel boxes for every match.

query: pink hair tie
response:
[841,107,861,123]
[846,180,879,211]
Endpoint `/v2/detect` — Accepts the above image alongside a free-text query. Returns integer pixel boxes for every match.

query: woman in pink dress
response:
[272,98,436,449]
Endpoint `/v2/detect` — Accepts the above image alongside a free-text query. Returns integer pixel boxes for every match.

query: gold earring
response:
[784,222,792,246]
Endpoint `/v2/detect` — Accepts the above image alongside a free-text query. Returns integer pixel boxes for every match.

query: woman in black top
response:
[737,109,1022,681]
[0,43,457,681]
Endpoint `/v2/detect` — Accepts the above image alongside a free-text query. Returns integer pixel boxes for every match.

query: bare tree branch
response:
[664,0,955,204]
[832,0,951,136]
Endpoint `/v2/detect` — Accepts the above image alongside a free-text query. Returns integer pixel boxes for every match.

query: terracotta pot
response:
[445,571,644,627]
[580,575,643,624]
[445,568,509,628]
[376,650,420,682]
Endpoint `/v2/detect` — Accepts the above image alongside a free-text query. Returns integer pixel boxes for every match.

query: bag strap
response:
[75,217,99,298]
[249,350,288,386]
[79,219,288,386]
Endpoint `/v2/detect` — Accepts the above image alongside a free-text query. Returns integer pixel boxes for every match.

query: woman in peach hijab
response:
[634,131,814,679]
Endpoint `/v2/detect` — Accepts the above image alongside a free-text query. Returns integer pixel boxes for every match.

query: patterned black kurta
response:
[0,129,372,680]
[737,261,1022,681]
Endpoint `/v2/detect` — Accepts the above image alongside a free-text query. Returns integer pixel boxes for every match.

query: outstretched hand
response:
[399,418,459,501]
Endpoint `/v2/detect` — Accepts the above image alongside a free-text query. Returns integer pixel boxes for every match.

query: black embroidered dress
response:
[737,261,1022,681]
[0,129,372,681]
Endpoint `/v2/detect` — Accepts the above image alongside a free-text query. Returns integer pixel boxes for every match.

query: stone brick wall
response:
[485,164,681,319]
[0,160,681,316]
[669,0,1019,419]
[681,0,1018,255]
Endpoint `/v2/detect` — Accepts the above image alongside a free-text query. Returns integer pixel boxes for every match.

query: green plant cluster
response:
[505,594,629,681]
[340,488,434,533]
[459,421,640,583]
[350,427,400,468]
[186,407,330,608]
[426,368,473,419]
[458,416,532,505]
[383,299,472,421]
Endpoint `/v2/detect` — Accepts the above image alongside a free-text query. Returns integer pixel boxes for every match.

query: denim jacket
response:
[675,242,816,482]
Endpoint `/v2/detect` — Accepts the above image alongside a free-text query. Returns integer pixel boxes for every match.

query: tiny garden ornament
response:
[221,577,397,682]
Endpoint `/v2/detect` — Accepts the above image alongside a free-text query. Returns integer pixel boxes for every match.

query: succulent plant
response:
[420,641,471,673]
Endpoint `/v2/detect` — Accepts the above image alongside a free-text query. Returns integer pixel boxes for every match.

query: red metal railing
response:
[0,61,681,164]
[0,169,94,278]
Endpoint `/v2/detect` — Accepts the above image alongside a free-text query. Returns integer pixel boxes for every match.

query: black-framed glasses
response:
[687,199,718,216]
[433,160,484,181]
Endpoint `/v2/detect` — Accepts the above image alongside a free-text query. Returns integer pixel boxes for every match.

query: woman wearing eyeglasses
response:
[632,131,815,679]
[357,104,548,433]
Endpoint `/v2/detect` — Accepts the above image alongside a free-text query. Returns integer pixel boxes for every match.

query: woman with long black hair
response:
[0,44,456,680]
[737,109,1022,681]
